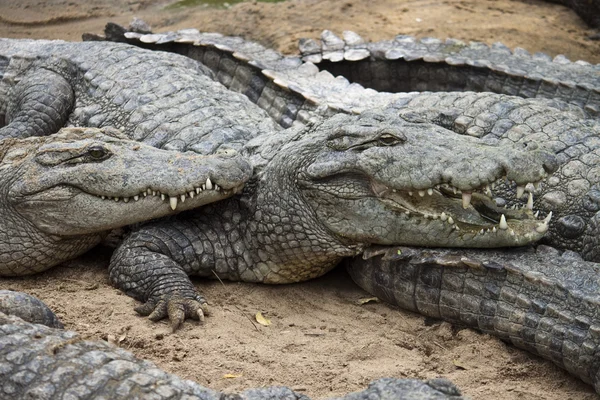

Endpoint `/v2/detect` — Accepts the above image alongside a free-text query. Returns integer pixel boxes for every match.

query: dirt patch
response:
[0,0,598,398]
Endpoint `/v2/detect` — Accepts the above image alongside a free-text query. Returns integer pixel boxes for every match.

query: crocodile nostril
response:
[542,153,560,175]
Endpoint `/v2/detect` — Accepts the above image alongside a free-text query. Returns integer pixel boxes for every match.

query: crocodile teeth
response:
[205,178,213,190]
[427,188,433,195]
[196,187,202,194]
[462,192,472,209]
[418,190,426,197]
[101,196,106,200]
[161,193,166,201]
[114,197,119,202]
[440,212,448,221]
[527,192,533,210]
[535,211,553,233]
[499,214,508,230]
[484,185,492,197]
[134,195,139,201]
[152,191,157,196]
[516,185,525,198]
[143,192,147,197]
[169,196,178,211]
[535,210,540,218]
[123,197,130,203]
[447,216,454,225]
[492,226,497,233]
[180,194,186,202]
[147,188,152,195]
[189,191,195,199]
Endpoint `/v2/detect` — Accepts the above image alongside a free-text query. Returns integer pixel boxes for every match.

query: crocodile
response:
[97,25,600,262]
[109,111,555,330]
[0,126,249,277]
[94,23,600,125]
[347,245,600,394]
[0,38,279,153]
[93,24,600,394]
[0,310,464,400]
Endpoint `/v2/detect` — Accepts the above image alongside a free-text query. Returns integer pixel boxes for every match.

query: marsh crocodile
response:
[0,126,249,276]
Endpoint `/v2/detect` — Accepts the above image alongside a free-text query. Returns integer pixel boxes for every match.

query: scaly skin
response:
[0,310,464,400]
[347,245,600,393]
[98,24,600,261]
[0,38,278,153]
[96,24,599,124]
[110,111,556,330]
[379,92,600,261]
[0,126,250,276]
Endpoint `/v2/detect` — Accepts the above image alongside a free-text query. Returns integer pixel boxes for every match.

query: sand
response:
[0,1,598,398]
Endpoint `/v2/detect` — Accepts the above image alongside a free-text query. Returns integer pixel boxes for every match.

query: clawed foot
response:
[134,294,210,332]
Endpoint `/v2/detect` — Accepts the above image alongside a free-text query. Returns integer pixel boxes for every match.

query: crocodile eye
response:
[88,146,108,159]
[378,133,402,146]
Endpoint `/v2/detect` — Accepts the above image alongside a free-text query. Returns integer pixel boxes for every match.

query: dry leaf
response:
[452,359,468,370]
[357,297,379,305]
[223,373,242,379]
[255,312,271,326]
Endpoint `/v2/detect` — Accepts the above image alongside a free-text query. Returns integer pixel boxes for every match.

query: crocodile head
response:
[0,126,251,276]
[254,112,557,251]
[2,127,250,236]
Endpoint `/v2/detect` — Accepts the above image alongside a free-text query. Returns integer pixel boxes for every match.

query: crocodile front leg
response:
[1,68,74,139]
[347,245,600,393]
[109,225,211,332]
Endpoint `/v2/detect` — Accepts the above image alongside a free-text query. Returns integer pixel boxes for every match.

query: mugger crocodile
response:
[0,38,279,158]
[109,111,556,330]
[347,245,600,394]
[98,24,600,262]
[96,23,600,394]
[0,310,465,400]
[0,126,250,276]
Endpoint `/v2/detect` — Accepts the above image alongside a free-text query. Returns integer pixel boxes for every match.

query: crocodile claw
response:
[134,295,209,332]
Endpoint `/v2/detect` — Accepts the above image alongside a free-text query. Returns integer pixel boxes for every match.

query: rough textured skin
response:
[0,311,465,400]
[347,245,600,394]
[298,30,600,118]
[96,24,599,124]
[0,126,250,276]
[0,290,63,329]
[0,38,279,153]
[110,111,556,330]
[381,92,600,262]
[102,25,600,262]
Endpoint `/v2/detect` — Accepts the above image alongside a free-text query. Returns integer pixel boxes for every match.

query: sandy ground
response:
[1,0,599,399]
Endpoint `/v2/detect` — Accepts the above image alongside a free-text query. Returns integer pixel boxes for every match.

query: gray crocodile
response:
[109,111,555,330]
[98,25,600,262]
[94,24,600,395]
[0,38,279,152]
[347,245,600,394]
[0,126,249,276]
[95,23,599,125]
[0,310,464,400]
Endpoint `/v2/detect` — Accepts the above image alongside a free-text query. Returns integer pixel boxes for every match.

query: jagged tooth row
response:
[399,176,545,210]
[94,178,222,210]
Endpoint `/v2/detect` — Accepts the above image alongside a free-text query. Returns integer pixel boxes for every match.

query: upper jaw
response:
[372,174,553,238]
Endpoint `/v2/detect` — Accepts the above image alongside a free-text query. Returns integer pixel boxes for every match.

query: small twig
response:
[211,269,260,332]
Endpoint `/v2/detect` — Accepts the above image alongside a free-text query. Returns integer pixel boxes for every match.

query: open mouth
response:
[372,177,552,236]
[90,177,238,210]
